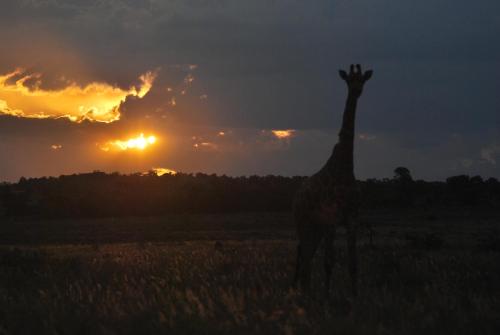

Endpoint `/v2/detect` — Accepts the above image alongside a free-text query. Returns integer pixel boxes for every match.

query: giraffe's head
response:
[339,64,373,98]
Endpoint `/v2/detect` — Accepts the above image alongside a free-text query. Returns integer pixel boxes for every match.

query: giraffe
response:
[293,64,372,296]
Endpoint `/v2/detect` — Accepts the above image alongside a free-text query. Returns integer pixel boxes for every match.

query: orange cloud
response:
[0,69,156,123]
[271,129,295,139]
[193,142,218,150]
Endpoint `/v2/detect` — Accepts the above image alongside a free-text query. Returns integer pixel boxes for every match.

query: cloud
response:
[0,0,499,182]
[0,69,156,123]
[481,144,500,165]
[193,142,218,151]
[460,159,474,169]
[271,129,296,140]
[359,133,377,141]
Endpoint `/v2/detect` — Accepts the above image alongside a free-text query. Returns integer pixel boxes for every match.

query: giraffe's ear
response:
[339,70,348,81]
[363,70,373,82]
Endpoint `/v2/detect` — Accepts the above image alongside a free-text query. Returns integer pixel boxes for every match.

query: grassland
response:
[1,210,499,334]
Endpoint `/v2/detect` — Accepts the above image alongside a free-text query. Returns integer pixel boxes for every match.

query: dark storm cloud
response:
[0,0,499,180]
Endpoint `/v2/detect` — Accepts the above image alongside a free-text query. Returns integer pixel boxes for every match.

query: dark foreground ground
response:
[1,210,499,334]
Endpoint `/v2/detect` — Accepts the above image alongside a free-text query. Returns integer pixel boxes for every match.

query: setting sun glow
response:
[272,129,295,139]
[151,168,177,176]
[100,133,157,152]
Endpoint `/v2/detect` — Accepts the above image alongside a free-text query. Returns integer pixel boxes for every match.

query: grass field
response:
[1,210,499,334]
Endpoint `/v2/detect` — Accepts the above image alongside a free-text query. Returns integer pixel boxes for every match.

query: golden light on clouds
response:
[151,167,177,176]
[99,133,157,152]
[193,142,218,150]
[184,74,194,84]
[0,69,156,123]
[272,129,295,139]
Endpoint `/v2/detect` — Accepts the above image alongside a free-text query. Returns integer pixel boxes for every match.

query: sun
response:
[124,134,156,150]
[100,133,157,152]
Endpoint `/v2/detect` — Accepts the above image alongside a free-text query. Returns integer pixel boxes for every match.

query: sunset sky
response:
[1,0,499,182]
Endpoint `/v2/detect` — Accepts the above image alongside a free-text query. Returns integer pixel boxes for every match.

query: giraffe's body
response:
[293,64,372,296]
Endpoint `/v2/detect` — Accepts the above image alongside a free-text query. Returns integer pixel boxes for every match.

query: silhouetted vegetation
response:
[1,169,499,219]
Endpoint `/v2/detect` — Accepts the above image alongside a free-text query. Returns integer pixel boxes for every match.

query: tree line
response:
[0,168,499,218]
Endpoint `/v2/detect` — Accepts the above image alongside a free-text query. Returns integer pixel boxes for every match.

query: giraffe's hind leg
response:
[293,244,301,287]
[346,223,358,296]
[296,224,322,292]
[324,226,336,296]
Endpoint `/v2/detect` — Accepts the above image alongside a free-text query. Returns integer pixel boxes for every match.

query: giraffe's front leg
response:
[323,226,336,297]
[346,220,358,297]
[293,244,301,287]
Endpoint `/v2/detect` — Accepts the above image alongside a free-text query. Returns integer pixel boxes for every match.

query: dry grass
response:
[0,212,499,334]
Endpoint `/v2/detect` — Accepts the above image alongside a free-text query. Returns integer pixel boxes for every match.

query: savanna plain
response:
[1,210,499,334]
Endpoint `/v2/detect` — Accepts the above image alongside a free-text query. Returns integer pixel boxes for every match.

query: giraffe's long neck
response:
[338,90,359,156]
[325,90,359,179]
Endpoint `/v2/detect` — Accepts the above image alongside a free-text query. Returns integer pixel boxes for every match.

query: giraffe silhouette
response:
[293,64,373,296]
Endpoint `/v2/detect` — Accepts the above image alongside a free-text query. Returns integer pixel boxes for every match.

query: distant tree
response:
[485,177,499,185]
[446,175,470,186]
[470,175,483,184]
[445,175,479,206]
[394,167,413,182]
[393,167,414,207]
